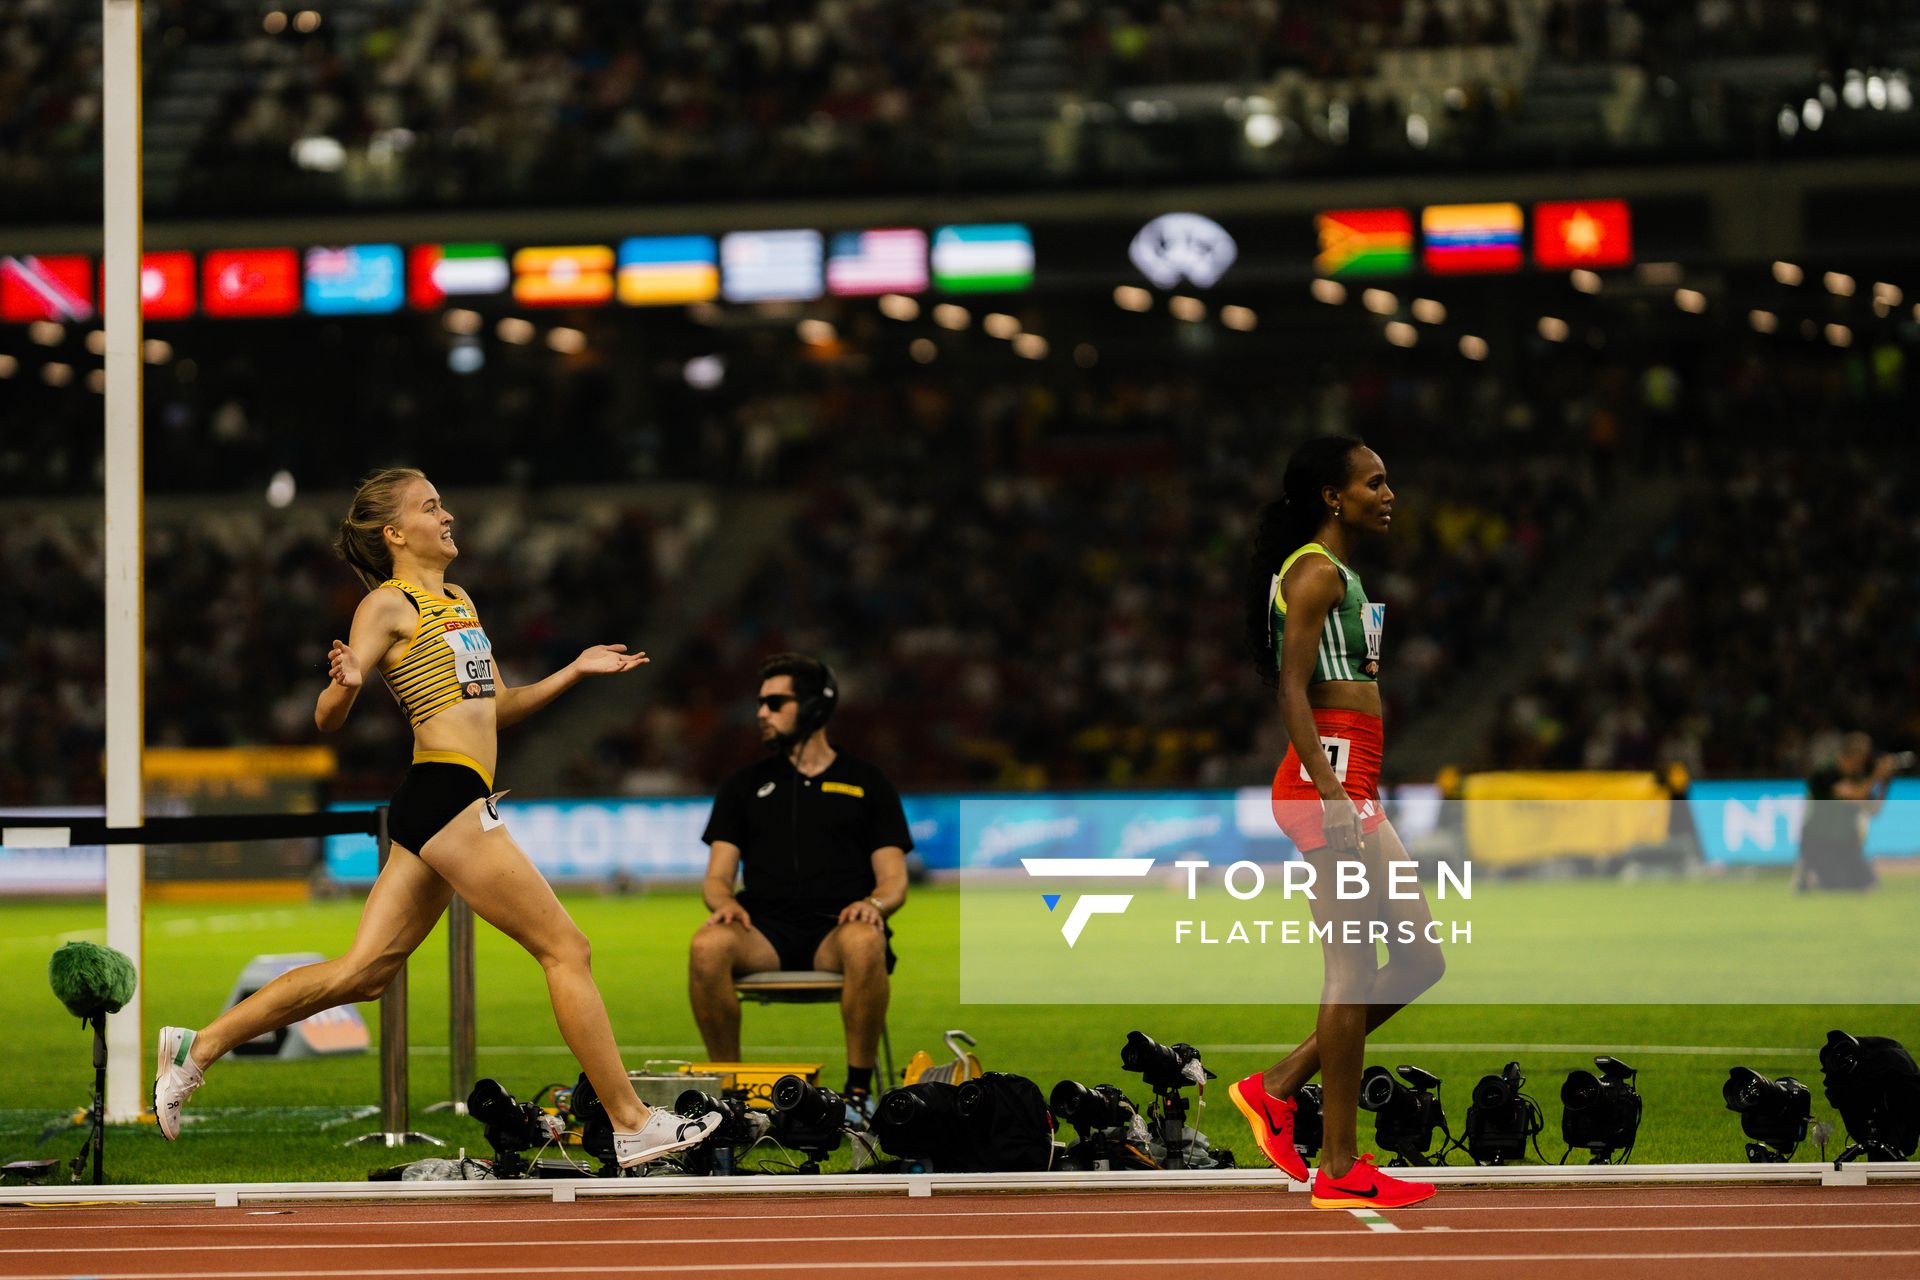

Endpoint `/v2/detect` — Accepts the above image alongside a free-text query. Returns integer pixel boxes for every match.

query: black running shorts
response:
[740,895,897,974]
[388,762,490,855]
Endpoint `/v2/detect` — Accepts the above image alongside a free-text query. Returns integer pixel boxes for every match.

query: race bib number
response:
[1300,735,1353,784]
[1362,602,1385,661]
[443,620,496,699]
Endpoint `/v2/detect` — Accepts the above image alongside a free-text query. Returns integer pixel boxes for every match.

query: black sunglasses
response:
[757,694,796,711]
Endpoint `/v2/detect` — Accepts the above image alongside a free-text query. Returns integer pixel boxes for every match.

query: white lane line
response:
[12,1221,1918,1256]
[6,1248,1920,1278]
[1201,1043,1818,1058]
[4,1198,1915,1234]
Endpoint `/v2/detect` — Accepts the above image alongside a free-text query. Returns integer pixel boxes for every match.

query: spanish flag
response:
[512,246,615,307]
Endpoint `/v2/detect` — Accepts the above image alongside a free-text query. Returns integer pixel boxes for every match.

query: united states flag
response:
[826,229,929,297]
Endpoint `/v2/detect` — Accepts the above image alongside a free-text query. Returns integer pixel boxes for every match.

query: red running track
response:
[3,1185,1918,1280]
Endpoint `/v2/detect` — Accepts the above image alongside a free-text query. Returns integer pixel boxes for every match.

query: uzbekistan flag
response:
[1422,203,1524,275]
[408,243,510,308]
[617,236,719,306]
[931,225,1034,293]
[0,254,95,321]
[1315,209,1413,277]
[512,246,615,307]
[826,228,928,296]
[1532,200,1633,270]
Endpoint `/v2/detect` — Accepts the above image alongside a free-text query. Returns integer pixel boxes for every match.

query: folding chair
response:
[734,970,895,1088]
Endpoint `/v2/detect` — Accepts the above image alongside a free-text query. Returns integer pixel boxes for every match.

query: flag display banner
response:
[0,255,95,322]
[931,224,1034,292]
[203,249,302,317]
[1532,199,1634,270]
[1315,208,1414,277]
[511,245,615,307]
[134,252,196,320]
[720,230,825,303]
[826,228,929,296]
[1421,203,1524,275]
[407,243,511,308]
[304,245,405,315]
[617,236,720,306]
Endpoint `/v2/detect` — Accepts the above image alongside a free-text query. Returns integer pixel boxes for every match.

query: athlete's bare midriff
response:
[395,672,499,775]
[1306,678,1383,719]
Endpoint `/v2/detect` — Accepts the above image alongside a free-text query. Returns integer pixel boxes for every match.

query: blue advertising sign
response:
[1687,779,1919,865]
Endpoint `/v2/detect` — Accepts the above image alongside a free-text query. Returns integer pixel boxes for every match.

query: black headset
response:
[792,660,839,739]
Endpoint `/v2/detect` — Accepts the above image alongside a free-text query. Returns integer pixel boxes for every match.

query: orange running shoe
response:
[1227,1072,1309,1181]
[1310,1154,1436,1209]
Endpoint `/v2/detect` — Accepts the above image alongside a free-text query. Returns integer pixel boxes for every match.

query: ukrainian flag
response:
[618,236,720,306]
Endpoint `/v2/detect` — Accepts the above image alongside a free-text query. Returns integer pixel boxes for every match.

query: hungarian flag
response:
[1533,200,1633,270]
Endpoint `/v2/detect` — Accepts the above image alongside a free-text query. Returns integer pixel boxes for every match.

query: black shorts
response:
[740,895,897,974]
[388,762,490,855]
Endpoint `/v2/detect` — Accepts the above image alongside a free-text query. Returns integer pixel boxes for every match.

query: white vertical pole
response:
[101,0,146,1124]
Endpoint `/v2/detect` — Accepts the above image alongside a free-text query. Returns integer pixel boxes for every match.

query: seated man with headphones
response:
[690,653,911,1115]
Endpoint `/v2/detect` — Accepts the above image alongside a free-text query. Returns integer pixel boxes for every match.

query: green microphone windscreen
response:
[48,940,138,1020]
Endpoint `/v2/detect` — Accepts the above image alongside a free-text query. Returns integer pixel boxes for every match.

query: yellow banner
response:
[1462,771,1672,867]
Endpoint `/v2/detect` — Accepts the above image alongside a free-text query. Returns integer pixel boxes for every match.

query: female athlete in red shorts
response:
[1227,435,1446,1209]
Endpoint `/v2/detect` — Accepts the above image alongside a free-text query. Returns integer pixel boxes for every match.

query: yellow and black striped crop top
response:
[379,579,497,727]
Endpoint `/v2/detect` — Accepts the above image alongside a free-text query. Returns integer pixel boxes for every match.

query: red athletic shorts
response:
[1271,707,1388,853]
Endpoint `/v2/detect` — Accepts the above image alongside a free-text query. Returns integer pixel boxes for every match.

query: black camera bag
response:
[955,1072,1055,1172]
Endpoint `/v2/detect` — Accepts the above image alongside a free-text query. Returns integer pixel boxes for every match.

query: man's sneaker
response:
[1310,1154,1436,1209]
[612,1104,723,1168]
[843,1088,874,1130]
[153,1026,204,1141]
[1227,1071,1308,1181]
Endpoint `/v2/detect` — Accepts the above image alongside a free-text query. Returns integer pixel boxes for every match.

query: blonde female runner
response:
[153,468,719,1166]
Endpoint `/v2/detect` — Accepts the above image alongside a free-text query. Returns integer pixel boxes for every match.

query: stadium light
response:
[1411,298,1445,324]
[1219,305,1257,331]
[1113,286,1152,312]
[29,321,64,347]
[1537,316,1569,342]
[1012,333,1049,360]
[1385,322,1417,348]
[1361,288,1397,315]
[983,313,1021,339]
[43,362,73,387]
[86,369,106,394]
[1749,310,1778,334]
[0,354,17,378]
[1772,261,1804,285]
[909,339,937,364]
[495,317,534,345]
[932,304,970,331]
[1458,335,1489,361]
[877,294,919,321]
[1310,279,1346,305]
[1824,271,1856,297]
[1826,324,1852,348]
[1674,289,1707,314]
[1168,296,1206,322]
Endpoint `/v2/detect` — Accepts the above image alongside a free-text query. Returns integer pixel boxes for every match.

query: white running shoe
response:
[154,1026,204,1141]
[612,1105,723,1168]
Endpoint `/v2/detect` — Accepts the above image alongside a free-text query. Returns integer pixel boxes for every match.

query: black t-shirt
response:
[701,752,913,914]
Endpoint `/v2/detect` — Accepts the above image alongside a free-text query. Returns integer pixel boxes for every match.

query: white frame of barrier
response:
[2,1162,1917,1206]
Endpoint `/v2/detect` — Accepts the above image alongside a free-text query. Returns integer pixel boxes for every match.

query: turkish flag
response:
[1533,200,1633,270]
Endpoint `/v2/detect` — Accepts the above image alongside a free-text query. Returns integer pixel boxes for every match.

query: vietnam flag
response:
[1533,200,1633,270]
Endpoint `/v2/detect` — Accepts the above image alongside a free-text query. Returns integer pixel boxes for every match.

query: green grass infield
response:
[1,884,1905,1184]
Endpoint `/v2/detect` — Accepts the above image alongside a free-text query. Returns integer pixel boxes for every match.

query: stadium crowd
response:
[1488,446,1920,776]
[4,0,1914,220]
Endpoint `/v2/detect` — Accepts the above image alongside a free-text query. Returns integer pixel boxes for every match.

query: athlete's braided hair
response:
[1244,436,1367,685]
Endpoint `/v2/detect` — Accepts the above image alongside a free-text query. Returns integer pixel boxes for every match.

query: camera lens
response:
[1358,1065,1396,1112]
